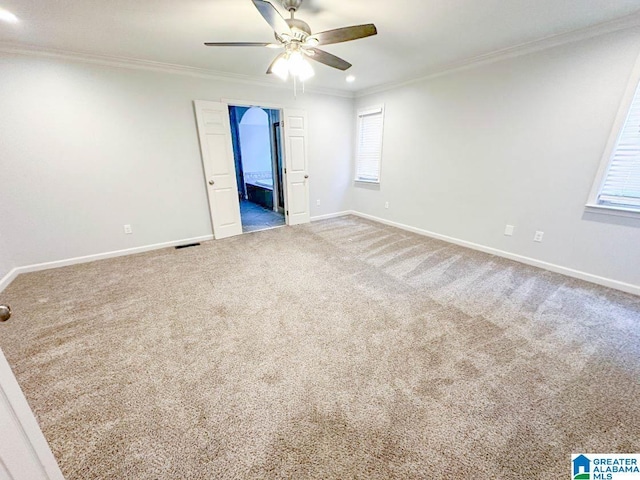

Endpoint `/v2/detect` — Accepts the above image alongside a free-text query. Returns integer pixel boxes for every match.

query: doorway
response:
[194,100,310,240]
[228,106,286,233]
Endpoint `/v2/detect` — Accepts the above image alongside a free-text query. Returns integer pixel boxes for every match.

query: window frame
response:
[354,105,385,184]
[586,53,640,218]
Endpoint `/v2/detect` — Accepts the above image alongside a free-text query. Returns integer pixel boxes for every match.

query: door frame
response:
[271,120,285,215]
[219,98,304,228]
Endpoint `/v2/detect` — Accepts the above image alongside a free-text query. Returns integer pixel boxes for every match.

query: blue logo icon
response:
[573,455,591,479]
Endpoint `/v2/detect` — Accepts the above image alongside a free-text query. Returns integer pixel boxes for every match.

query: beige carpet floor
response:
[0,215,639,479]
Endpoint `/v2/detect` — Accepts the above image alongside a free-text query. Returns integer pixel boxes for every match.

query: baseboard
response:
[0,268,20,295]
[3,213,638,297]
[0,235,214,293]
[349,211,640,296]
[310,211,352,222]
[0,212,352,293]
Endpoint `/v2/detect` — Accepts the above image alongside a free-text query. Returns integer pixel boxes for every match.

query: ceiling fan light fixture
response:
[0,8,18,23]
[272,55,290,81]
[297,58,315,82]
[288,51,315,82]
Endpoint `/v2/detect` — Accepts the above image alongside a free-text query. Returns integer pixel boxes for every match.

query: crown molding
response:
[356,11,640,98]
[0,42,355,99]
[3,10,640,102]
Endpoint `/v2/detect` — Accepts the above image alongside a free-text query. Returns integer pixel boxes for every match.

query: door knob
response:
[0,305,11,322]
[208,179,215,185]
[304,175,309,179]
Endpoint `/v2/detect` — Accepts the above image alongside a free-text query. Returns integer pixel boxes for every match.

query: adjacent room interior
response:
[0,1,639,479]
[229,105,286,233]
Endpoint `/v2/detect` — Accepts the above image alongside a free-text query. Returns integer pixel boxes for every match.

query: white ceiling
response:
[1,0,640,93]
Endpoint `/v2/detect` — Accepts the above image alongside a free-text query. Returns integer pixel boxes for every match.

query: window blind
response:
[598,83,640,208]
[355,107,384,182]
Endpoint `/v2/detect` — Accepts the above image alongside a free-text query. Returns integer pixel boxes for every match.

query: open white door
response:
[283,109,310,225]
[194,101,243,239]
[0,348,64,480]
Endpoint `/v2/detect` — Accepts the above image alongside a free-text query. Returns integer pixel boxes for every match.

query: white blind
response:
[355,107,384,182]
[599,83,640,208]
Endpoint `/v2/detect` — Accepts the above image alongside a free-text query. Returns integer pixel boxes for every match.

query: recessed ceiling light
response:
[346,75,356,83]
[0,8,18,23]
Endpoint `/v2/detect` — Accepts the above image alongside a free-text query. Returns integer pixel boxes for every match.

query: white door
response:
[194,101,243,239]
[282,109,310,225]
[0,348,64,480]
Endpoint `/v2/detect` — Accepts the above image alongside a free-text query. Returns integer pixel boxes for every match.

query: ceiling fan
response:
[204,0,377,82]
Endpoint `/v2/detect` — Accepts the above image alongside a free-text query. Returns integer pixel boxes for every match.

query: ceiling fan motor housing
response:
[286,18,312,39]
[281,0,303,12]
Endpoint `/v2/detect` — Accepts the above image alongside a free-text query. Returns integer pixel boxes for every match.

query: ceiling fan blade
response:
[305,48,352,71]
[266,52,287,74]
[252,0,292,36]
[312,24,377,46]
[204,42,280,47]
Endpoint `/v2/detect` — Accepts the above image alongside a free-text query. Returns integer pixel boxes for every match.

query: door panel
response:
[194,101,242,239]
[289,182,308,215]
[283,109,310,225]
[289,137,306,171]
[205,135,231,176]
[0,349,64,480]
[213,189,237,226]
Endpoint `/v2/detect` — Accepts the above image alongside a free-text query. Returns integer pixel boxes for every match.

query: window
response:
[588,60,640,214]
[355,106,384,183]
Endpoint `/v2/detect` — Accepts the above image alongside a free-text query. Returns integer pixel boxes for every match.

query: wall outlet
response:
[124,224,133,235]
[534,231,544,242]
[504,225,515,236]
[384,201,389,209]
[316,199,321,206]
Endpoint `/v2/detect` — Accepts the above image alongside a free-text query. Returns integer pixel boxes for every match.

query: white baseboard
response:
[310,211,352,222]
[0,268,20,294]
[348,211,640,296]
[2,212,638,297]
[0,235,213,293]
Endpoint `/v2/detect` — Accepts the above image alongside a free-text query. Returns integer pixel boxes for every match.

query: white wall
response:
[4,27,639,292]
[353,27,640,287]
[0,54,354,269]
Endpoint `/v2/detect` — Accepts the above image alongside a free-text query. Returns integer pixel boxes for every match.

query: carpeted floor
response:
[0,215,639,479]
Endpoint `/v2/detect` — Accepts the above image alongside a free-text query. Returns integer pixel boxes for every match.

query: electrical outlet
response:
[385,201,389,209]
[504,225,515,236]
[534,231,544,242]
[316,199,321,206]
[124,224,132,235]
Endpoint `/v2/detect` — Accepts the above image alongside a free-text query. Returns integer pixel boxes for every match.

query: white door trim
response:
[221,98,288,110]
[269,118,281,213]
[225,101,292,226]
